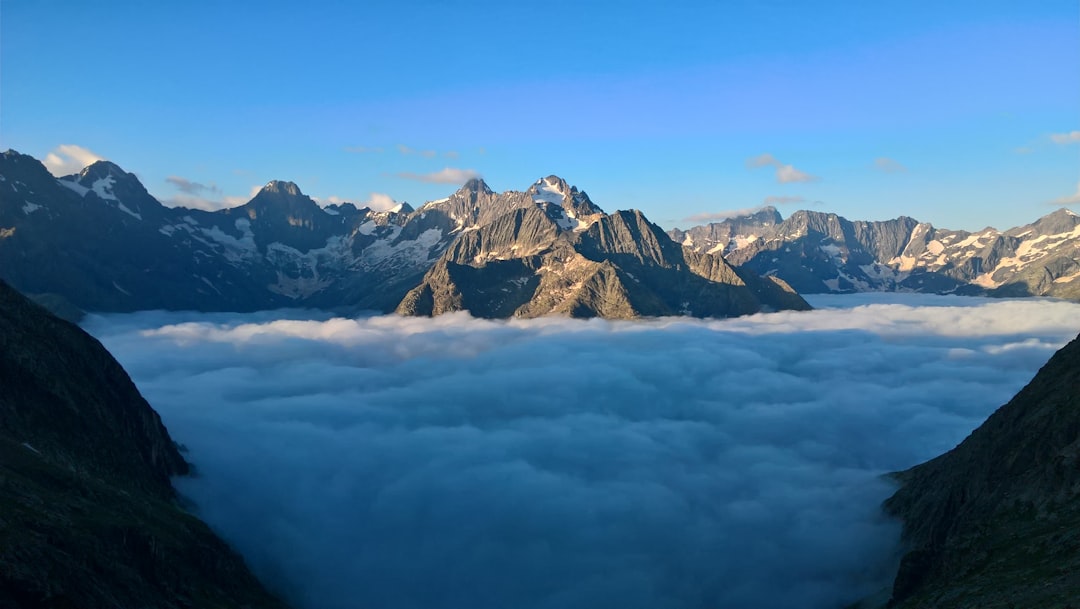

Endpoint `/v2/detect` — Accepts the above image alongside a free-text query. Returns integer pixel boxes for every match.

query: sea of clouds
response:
[84,294,1080,609]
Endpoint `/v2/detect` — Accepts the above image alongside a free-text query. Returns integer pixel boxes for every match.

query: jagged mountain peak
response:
[457,177,493,196]
[1023,207,1080,237]
[72,160,140,191]
[260,180,304,197]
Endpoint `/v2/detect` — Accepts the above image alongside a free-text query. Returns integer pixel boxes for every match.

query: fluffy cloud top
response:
[397,167,481,184]
[365,192,399,211]
[84,295,1080,609]
[42,144,105,176]
[747,153,820,183]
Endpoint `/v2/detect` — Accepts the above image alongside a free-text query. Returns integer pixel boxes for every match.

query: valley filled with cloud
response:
[84,295,1080,609]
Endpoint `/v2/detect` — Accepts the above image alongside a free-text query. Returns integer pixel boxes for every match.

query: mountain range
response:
[671,206,1080,300]
[0,150,808,319]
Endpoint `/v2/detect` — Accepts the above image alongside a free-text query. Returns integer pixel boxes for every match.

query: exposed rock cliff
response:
[884,333,1080,608]
[673,207,1080,300]
[0,279,288,609]
[398,198,809,319]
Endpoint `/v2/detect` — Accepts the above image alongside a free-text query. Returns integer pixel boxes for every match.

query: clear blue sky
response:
[2,0,1078,230]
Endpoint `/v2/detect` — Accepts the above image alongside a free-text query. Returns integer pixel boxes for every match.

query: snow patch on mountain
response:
[532,178,566,206]
[91,176,118,201]
[58,178,90,197]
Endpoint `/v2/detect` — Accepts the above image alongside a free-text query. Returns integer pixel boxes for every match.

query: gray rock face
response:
[672,207,1080,300]
[1,150,809,319]
[0,150,447,313]
[397,198,810,319]
[884,332,1080,607]
[0,279,288,609]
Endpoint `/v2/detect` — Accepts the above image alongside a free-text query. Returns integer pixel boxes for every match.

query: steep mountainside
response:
[672,207,1080,299]
[884,333,1080,608]
[397,181,808,318]
[0,150,434,313]
[1,151,808,319]
[0,279,287,609]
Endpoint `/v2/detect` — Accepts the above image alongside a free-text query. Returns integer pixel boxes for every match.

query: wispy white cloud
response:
[444,150,460,159]
[682,207,767,223]
[747,153,820,183]
[763,195,806,205]
[746,153,780,168]
[42,144,105,176]
[1051,182,1080,206]
[365,192,399,211]
[397,168,480,184]
[776,165,818,183]
[874,157,907,173]
[397,144,438,158]
[166,175,221,196]
[1050,131,1080,145]
[165,184,260,211]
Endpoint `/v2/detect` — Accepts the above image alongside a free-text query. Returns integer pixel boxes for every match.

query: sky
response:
[2,1,1079,230]
[84,294,1080,609]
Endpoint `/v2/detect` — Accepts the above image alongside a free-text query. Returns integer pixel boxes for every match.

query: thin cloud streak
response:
[397,167,480,184]
[746,153,820,183]
[166,175,220,195]
[874,157,907,173]
[85,295,1080,609]
[1051,182,1080,205]
[1050,130,1080,145]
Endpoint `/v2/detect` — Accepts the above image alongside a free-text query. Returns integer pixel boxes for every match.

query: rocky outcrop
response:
[397,201,810,319]
[672,207,1080,300]
[0,279,288,609]
[884,333,1080,608]
[2,151,811,320]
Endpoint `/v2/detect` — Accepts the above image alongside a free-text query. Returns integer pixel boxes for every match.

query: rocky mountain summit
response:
[0,151,808,318]
[884,332,1080,607]
[672,206,1080,300]
[0,279,287,608]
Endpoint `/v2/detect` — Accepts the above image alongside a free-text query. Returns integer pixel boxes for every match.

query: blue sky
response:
[2,0,1078,230]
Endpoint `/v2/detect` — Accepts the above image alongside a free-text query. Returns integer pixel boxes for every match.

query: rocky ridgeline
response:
[0,151,808,319]
[671,206,1080,300]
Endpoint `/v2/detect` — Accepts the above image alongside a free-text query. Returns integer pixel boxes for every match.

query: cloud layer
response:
[84,295,1080,609]
[42,144,105,176]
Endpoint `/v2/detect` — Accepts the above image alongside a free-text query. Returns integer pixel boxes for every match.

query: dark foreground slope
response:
[0,280,287,608]
[885,333,1080,608]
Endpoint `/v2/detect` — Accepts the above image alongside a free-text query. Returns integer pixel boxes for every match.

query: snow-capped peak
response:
[530,176,568,206]
[261,180,304,196]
